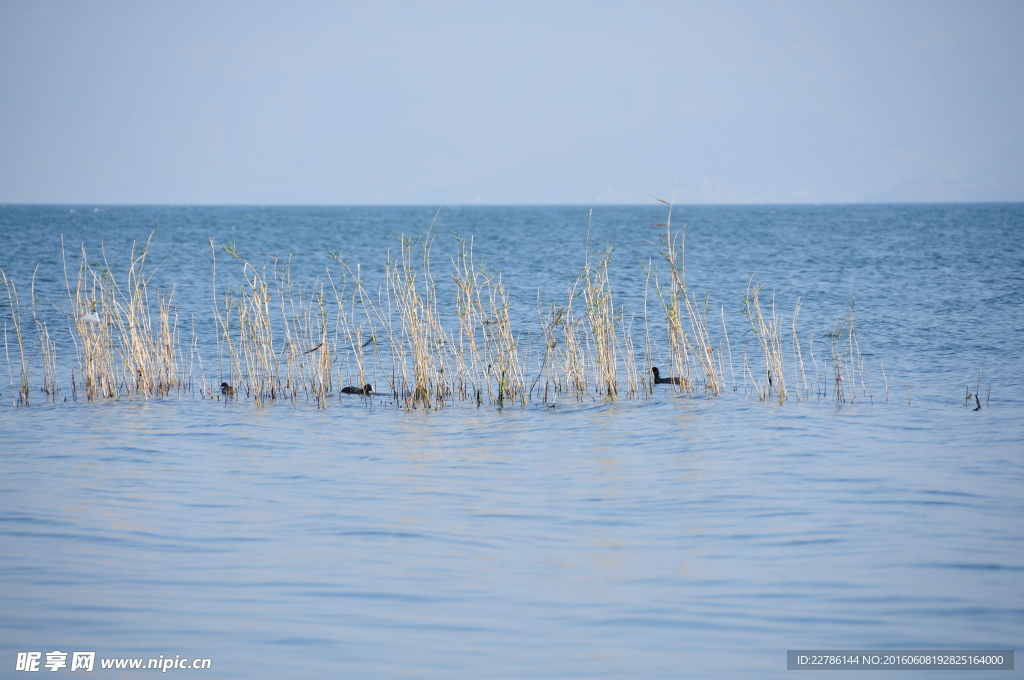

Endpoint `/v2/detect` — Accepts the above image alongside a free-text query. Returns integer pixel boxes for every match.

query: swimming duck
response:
[220,382,235,396]
[341,384,373,395]
[651,367,683,385]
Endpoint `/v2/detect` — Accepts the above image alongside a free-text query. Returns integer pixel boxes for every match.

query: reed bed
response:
[59,239,183,401]
[2,209,906,411]
[213,243,332,407]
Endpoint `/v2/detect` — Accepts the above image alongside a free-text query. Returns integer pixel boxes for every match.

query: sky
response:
[1,0,1022,205]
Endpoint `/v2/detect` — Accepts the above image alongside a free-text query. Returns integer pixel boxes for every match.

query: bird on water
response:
[341,384,373,395]
[220,382,235,396]
[651,367,683,385]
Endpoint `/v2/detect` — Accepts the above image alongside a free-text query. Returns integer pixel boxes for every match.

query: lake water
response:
[1,204,1022,678]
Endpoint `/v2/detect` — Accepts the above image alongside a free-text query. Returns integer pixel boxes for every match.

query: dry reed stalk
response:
[717,340,727,394]
[452,236,525,406]
[826,303,865,405]
[452,238,486,403]
[647,202,728,398]
[828,318,847,403]
[173,300,187,396]
[560,278,590,400]
[684,290,722,395]
[239,264,277,404]
[37,316,58,399]
[67,247,119,400]
[484,272,525,405]
[214,243,281,406]
[384,239,422,406]
[652,198,693,391]
[299,282,333,407]
[386,234,438,407]
[107,240,181,398]
[59,236,78,402]
[155,292,180,396]
[329,253,399,400]
[863,361,874,404]
[721,306,737,393]
[790,296,810,401]
[274,262,332,407]
[641,260,656,396]
[618,308,640,399]
[275,263,306,401]
[311,283,333,405]
[531,300,565,402]
[109,244,151,396]
[879,360,889,403]
[808,327,822,399]
[742,280,787,404]
[4,322,15,406]
[325,267,359,393]
[327,266,375,399]
[848,303,868,400]
[210,240,233,395]
[421,234,458,406]
[112,244,156,396]
[190,314,211,397]
[30,266,59,400]
[274,259,301,403]
[1,270,30,406]
[741,340,762,400]
[581,240,618,399]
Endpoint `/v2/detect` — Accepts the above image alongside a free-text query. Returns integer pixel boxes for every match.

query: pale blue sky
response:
[1,0,1022,204]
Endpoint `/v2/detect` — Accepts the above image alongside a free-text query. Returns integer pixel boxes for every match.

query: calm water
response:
[1,204,1022,678]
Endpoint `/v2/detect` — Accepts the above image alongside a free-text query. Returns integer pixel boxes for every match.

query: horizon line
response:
[2,200,1023,209]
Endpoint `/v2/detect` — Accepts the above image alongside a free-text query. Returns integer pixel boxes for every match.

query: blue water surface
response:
[1,204,1022,678]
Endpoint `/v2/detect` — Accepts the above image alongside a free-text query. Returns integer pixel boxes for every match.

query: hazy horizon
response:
[4,200,1024,207]
[2,1,1022,206]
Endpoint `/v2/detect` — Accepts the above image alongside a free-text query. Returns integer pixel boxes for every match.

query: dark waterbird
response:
[341,384,373,395]
[220,382,235,396]
[651,367,683,385]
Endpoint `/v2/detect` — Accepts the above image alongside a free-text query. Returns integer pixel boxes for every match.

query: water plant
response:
[1,268,30,406]
[57,237,181,402]
[825,302,866,404]
[2,208,912,412]
[582,241,618,399]
[742,279,787,404]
